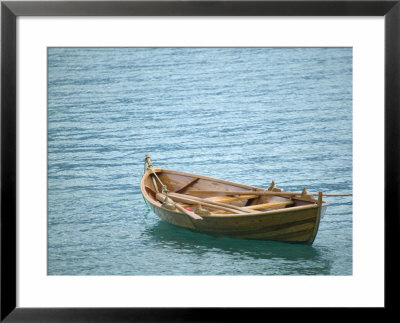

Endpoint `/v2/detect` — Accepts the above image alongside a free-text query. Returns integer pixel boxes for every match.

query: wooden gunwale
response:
[150,168,263,191]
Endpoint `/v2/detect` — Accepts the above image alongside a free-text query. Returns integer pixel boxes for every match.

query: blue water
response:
[48,47,352,275]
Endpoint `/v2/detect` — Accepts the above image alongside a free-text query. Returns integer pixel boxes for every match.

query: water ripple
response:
[48,47,352,276]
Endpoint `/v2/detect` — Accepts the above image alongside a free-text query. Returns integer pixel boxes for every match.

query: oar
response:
[186,190,352,197]
[175,203,203,220]
[168,192,256,214]
[155,193,203,220]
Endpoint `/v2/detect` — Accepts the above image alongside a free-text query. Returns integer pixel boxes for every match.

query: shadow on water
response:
[145,220,323,263]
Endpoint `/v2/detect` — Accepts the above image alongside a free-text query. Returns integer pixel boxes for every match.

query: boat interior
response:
[143,170,319,216]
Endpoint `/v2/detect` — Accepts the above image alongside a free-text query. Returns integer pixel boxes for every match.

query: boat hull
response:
[149,200,326,244]
[141,167,327,245]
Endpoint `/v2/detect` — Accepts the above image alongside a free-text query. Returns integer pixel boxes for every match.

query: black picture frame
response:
[1,1,398,321]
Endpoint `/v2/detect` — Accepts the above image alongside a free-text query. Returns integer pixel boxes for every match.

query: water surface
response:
[48,47,352,275]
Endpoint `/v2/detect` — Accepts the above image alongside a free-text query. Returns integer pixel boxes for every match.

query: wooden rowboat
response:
[141,155,329,245]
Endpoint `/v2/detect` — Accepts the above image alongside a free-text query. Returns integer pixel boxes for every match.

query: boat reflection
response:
[146,220,332,269]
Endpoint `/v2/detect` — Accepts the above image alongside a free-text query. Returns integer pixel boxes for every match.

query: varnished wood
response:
[155,192,203,220]
[245,201,294,210]
[307,191,324,245]
[318,191,323,205]
[150,174,159,192]
[175,203,203,220]
[187,190,351,197]
[140,155,331,244]
[210,195,258,203]
[173,177,199,193]
[168,192,256,214]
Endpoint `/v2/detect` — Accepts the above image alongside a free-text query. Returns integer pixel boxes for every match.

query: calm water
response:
[48,48,352,275]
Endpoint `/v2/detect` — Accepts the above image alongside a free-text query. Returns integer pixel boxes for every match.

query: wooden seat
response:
[206,195,258,203]
[173,178,199,193]
[245,201,294,210]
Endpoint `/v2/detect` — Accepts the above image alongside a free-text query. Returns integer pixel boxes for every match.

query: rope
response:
[144,157,169,198]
